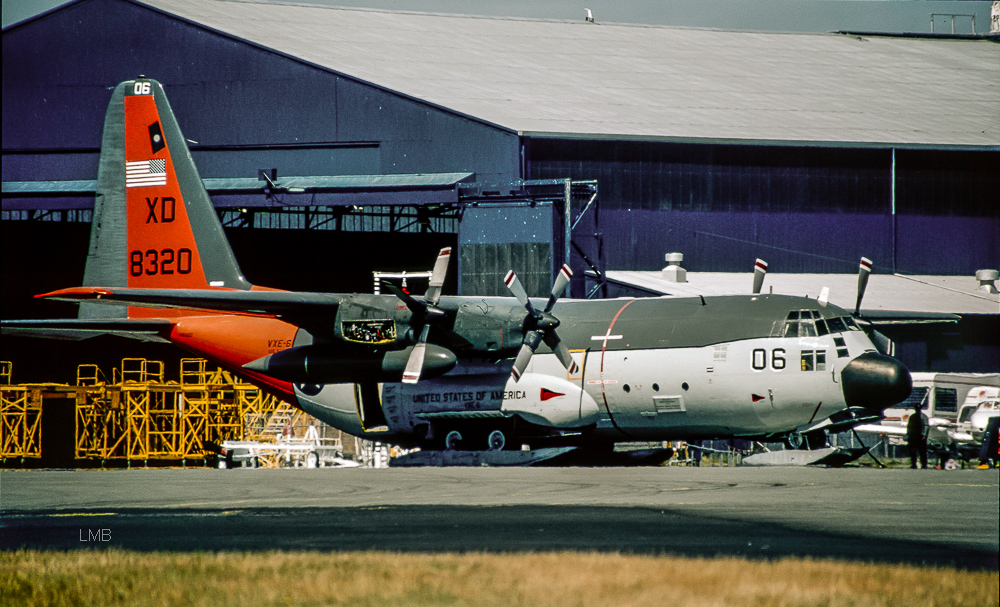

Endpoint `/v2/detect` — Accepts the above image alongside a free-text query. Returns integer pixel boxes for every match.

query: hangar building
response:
[3,0,999,376]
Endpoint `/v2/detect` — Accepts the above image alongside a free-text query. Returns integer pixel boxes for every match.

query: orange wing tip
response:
[36,287,114,299]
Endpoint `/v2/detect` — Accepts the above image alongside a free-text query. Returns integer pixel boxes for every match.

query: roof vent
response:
[662,252,687,283]
[975,269,999,294]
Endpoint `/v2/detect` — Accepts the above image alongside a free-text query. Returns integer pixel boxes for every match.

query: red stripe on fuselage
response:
[599,299,638,436]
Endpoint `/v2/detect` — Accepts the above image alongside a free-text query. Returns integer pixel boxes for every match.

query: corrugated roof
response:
[140,0,1000,148]
[602,270,1000,315]
[0,172,475,209]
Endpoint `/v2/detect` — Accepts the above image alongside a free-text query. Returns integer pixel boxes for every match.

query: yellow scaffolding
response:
[0,385,43,459]
[2,358,296,464]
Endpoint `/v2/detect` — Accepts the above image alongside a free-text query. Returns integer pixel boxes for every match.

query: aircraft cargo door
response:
[355,382,389,432]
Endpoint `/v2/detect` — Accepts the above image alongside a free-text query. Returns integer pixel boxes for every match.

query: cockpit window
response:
[775,313,861,338]
[826,317,847,333]
[776,310,850,338]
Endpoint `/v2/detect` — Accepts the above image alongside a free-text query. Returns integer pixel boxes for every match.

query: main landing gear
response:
[441,429,509,451]
[487,430,506,451]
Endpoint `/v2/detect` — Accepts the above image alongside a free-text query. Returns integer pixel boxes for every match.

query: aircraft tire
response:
[487,430,506,451]
[785,430,826,450]
[444,430,463,450]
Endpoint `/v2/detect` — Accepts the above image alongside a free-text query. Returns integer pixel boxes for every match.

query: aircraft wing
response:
[37,287,343,318]
[858,310,960,325]
[1,318,174,342]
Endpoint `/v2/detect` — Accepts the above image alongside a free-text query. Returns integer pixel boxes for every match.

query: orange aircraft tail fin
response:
[81,78,252,319]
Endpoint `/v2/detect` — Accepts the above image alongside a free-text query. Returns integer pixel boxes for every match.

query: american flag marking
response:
[125,158,167,188]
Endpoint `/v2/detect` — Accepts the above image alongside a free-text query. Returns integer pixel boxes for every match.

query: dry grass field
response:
[2,550,997,607]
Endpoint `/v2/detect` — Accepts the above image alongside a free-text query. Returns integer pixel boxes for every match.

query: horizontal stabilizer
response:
[1,318,173,342]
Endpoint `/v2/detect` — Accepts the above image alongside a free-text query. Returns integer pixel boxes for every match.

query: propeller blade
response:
[423,247,451,305]
[545,264,573,312]
[510,342,535,382]
[401,325,431,384]
[382,280,423,314]
[402,343,426,384]
[752,259,768,294]
[818,286,830,307]
[870,329,894,356]
[854,257,872,316]
[543,331,579,374]
[503,270,537,317]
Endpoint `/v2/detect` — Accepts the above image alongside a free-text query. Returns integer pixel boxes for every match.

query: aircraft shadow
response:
[3,505,996,571]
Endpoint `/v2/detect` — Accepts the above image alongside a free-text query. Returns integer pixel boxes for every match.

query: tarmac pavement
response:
[2,466,996,569]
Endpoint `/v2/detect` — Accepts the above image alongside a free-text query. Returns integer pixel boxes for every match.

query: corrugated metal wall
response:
[529,139,999,275]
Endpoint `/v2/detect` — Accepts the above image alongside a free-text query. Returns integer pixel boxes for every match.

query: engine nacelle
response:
[334,293,412,347]
[500,373,600,428]
[244,344,456,384]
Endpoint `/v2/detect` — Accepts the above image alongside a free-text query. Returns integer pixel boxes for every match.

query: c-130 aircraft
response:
[4,79,930,454]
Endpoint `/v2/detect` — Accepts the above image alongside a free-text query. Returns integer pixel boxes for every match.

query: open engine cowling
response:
[243,344,457,384]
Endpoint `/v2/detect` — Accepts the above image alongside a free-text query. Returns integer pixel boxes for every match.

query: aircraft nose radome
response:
[841,352,912,411]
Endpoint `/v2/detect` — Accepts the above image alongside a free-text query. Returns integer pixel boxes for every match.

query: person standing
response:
[906,404,928,469]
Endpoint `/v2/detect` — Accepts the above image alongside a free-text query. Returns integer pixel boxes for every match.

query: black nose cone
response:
[841,352,911,411]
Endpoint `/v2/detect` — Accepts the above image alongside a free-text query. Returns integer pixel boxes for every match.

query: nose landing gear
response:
[785,430,827,450]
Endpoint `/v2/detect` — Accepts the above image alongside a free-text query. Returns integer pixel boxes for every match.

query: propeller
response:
[382,247,454,384]
[853,257,872,316]
[850,256,893,355]
[752,259,768,295]
[504,264,578,381]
